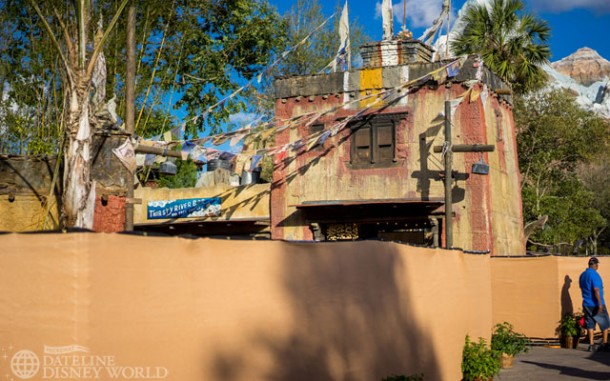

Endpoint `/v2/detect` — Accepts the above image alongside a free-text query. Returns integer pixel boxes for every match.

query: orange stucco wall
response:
[1,233,607,380]
[0,233,490,381]
[491,256,610,338]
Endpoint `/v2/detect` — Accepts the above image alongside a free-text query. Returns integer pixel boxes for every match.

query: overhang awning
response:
[292,198,444,224]
[293,198,444,208]
[135,216,270,227]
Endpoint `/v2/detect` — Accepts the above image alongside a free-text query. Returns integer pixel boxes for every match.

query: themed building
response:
[270,38,525,255]
[0,37,526,255]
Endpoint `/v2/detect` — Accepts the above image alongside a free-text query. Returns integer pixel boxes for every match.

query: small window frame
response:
[349,113,406,168]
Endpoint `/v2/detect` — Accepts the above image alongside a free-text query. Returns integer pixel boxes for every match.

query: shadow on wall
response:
[561,275,574,318]
[209,242,440,381]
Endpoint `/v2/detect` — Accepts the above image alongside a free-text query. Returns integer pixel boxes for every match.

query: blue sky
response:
[268,0,610,62]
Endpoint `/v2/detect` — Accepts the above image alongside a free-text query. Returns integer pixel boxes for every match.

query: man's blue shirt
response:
[580,268,605,307]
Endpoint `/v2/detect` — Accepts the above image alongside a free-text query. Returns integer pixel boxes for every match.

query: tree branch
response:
[25,0,73,85]
[85,0,130,80]
[52,5,75,66]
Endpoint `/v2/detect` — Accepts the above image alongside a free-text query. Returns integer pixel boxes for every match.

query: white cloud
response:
[375,0,448,29]
[228,112,259,125]
[528,0,610,13]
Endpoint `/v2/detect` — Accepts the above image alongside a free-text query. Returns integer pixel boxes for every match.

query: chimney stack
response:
[360,38,434,69]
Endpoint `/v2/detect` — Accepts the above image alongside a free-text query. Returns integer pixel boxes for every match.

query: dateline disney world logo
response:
[2,344,169,380]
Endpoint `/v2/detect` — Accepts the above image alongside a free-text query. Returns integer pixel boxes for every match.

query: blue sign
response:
[147,197,221,219]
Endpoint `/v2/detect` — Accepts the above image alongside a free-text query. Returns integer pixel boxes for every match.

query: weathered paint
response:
[0,156,60,232]
[93,195,126,233]
[0,194,59,231]
[133,183,270,225]
[359,68,383,109]
[272,64,525,255]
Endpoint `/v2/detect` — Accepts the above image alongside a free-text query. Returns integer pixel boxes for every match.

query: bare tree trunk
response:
[27,0,130,229]
[62,77,96,229]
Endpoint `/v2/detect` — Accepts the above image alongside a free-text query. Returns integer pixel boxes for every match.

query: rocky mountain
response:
[429,0,610,119]
[550,47,610,86]
[545,48,610,119]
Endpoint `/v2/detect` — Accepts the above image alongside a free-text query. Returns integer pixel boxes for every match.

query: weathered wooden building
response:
[271,39,525,255]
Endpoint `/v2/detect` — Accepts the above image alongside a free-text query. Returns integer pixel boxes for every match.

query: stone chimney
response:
[360,38,434,69]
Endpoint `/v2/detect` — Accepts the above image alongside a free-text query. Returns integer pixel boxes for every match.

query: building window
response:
[309,124,324,134]
[349,113,405,167]
[309,124,325,151]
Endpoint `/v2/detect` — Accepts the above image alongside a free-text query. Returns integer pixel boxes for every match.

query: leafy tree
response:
[515,89,609,251]
[2,0,285,228]
[451,0,551,93]
[0,1,64,155]
[255,0,370,133]
[157,158,198,189]
[279,0,369,76]
[577,152,610,253]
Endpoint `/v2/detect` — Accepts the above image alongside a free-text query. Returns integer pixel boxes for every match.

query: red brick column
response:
[93,195,126,233]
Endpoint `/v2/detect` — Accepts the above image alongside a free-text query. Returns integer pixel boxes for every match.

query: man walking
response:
[579,256,610,351]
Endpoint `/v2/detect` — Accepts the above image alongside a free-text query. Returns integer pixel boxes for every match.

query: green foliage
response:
[254,0,370,115]
[259,154,274,183]
[157,158,198,189]
[462,336,500,381]
[558,313,579,338]
[381,374,423,381]
[491,322,529,357]
[279,0,369,76]
[451,0,551,93]
[515,89,609,249]
[1,0,286,153]
[0,0,64,155]
[169,0,287,136]
[578,152,610,250]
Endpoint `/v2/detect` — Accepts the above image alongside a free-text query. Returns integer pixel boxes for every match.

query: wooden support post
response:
[124,2,136,231]
[437,102,495,249]
[443,101,453,248]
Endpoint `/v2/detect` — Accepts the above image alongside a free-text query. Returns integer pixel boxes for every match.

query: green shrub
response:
[491,322,530,357]
[558,313,579,337]
[462,336,500,381]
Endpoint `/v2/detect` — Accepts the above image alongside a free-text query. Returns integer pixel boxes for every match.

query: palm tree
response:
[451,0,551,93]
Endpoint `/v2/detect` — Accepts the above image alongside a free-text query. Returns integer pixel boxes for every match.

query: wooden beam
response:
[433,144,495,153]
[134,144,183,159]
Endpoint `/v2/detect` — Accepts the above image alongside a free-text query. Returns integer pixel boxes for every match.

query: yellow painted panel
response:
[359,68,383,109]
[134,184,270,224]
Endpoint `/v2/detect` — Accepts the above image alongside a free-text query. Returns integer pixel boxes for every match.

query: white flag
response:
[382,0,394,40]
[333,0,350,72]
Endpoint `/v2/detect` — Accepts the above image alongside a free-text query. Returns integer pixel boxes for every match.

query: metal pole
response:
[124,2,136,231]
[444,100,453,248]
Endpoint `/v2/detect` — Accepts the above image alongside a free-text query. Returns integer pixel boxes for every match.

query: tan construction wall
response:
[491,256,610,338]
[3,233,605,381]
[0,233,490,381]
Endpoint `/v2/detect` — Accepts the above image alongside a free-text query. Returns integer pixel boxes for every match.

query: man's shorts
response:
[583,305,610,330]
